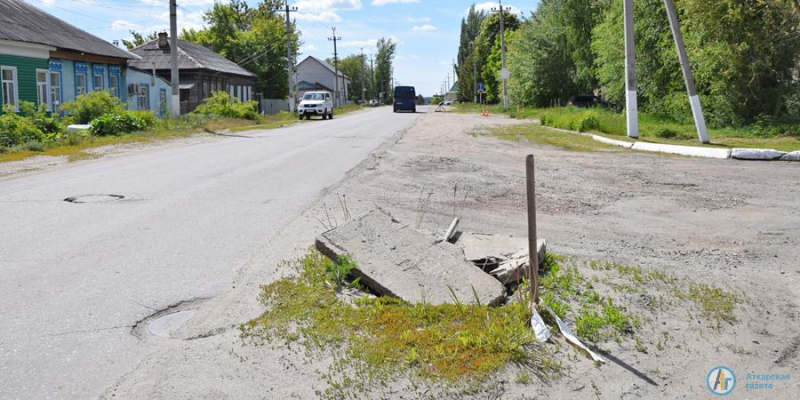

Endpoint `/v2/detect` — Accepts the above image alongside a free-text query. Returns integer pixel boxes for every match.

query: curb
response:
[537,124,798,162]
[591,135,634,149]
[631,142,731,159]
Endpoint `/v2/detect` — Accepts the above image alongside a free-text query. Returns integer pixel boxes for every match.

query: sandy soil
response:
[102,108,800,399]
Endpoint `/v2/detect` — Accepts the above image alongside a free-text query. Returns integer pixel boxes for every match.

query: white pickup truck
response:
[298,91,334,120]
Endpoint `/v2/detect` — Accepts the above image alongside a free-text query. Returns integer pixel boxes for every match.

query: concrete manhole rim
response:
[64,194,125,203]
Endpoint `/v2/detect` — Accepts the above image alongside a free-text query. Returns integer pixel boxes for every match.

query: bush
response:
[60,91,125,124]
[577,111,600,132]
[0,105,45,147]
[654,128,678,139]
[20,101,64,136]
[89,113,146,136]
[126,110,157,129]
[22,140,45,152]
[191,91,258,120]
[540,113,552,127]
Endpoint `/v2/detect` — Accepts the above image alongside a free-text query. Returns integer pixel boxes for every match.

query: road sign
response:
[499,68,510,80]
[477,82,485,92]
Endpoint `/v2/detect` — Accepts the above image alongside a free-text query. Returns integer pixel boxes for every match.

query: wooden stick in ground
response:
[443,217,460,243]
[526,155,539,305]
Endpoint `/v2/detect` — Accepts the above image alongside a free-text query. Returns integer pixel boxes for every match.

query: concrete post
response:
[169,0,179,117]
[663,0,710,144]
[623,0,639,139]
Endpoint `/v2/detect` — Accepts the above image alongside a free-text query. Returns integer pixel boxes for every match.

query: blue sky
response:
[26,0,538,96]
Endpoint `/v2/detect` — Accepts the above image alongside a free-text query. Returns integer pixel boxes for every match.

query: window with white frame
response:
[109,74,119,97]
[36,69,49,111]
[1,66,18,111]
[76,73,87,95]
[137,84,149,110]
[94,73,103,91]
[50,71,61,110]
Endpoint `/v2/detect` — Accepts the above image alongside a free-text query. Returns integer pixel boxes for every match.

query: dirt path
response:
[104,109,800,399]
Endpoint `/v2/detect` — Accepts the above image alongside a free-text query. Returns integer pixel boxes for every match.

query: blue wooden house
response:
[0,0,136,113]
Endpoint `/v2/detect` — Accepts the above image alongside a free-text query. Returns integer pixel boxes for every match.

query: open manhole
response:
[64,194,125,203]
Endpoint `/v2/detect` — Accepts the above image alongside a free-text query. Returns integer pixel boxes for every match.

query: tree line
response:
[456,0,800,128]
[123,1,397,105]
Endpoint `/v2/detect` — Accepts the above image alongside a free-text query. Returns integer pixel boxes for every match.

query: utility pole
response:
[360,48,366,104]
[492,0,510,109]
[169,0,179,117]
[369,54,374,101]
[284,2,297,113]
[623,0,639,139]
[328,28,341,107]
[469,42,478,103]
[663,0,709,144]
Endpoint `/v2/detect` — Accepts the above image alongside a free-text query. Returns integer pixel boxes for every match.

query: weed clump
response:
[242,250,560,396]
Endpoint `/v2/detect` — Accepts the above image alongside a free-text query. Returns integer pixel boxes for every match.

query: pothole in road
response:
[64,194,125,203]
[147,310,196,338]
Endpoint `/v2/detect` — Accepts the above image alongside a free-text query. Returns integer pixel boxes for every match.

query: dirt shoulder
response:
[103,110,800,399]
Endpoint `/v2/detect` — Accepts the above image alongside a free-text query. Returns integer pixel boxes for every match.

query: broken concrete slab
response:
[731,148,786,161]
[489,240,547,285]
[780,151,800,162]
[315,208,506,306]
[456,233,528,261]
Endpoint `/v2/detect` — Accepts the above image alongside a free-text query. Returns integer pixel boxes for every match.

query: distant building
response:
[128,33,256,114]
[0,0,136,113]
[296,56,349,107]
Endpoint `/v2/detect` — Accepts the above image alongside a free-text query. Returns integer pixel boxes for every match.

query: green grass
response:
[456,103,800,152]
[473,123,623,152]
[587,260,739,328]
[241,250,744,397]
[242,250,560,397]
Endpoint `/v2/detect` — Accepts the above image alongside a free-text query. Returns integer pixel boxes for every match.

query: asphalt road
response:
[0,107,421,399]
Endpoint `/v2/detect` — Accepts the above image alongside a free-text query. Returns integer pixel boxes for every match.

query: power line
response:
[328,28,342,106]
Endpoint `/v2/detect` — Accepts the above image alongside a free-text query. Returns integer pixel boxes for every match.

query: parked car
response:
[393,86,417,113]
[298,91,334,120]
[567,94,608,108]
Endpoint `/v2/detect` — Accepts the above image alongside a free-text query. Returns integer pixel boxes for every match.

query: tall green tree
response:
[375,38,396,102]
[593,0,800,126]
[122,30,158,50]
[456,4,486,101]
[507,0,580,107]
[472,12,520,104]
[179,0,300,100]
[337,54,368,102]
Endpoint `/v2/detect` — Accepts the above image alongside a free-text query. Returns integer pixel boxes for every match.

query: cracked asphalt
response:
[0,107,421,399]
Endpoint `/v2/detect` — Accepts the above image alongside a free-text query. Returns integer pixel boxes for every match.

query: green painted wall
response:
[0,54,49,112]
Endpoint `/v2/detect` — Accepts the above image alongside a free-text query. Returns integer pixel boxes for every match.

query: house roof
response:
[297,80,333,92]
[0,0,135,59]
[128,38,256,78]
[298,56,350,80]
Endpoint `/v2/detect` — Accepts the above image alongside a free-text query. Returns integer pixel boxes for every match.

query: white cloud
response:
[295,0,362,11]
[406,16,430,22]
[111,20,143,31]
[296,11,342,23]
[294,0,360,25]
[412,24,437,32]
[299,44,317,52]
[340,39,378,48]
[372,0,419,5]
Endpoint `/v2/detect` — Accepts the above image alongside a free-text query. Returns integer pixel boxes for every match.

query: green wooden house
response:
[0,0,136,113]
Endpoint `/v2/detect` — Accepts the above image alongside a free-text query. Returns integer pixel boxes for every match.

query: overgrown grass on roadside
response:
[456,104,800,152]
[472,123,622,152]
[241,249,743,397]
[586,260,740,329]
[241,250,562,398]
